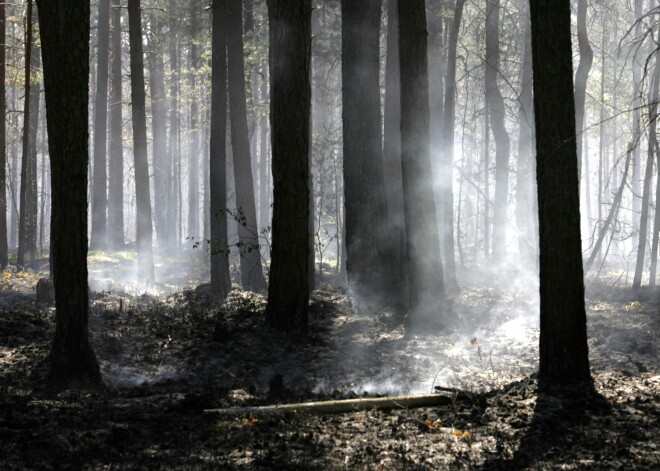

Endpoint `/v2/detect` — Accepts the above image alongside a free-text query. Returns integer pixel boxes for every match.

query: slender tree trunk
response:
[26,48,40,260]
[383,0,408,311]
[645,56,660,286]
[90,0,110,250]
[264,0,311,332]
[258,71,270,235]
[188,0,200,246]
[631,0,643,239]
[227,0,267,292]
[108,0,124,249]
[440,0,466,290]
[529,0,593,393]
[485,0,510,262]
[515,0,536,263]
[210,0,231,297]
[483,109,489,259]
[398,0,449,331]
[0,0,6,268]
[574,0,593,179]
[168,0,180,249]
[37,0,102,389]
[127,0,154,281]
[17,0,33,267]
[147,16,169,251]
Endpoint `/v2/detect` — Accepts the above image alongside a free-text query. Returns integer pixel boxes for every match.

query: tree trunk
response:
[341,0,393,305]
[188,1,200,246]
[0,0,6,268]
[440,0,466,290]
[264,0,311,332]
[17,0,33,267]
[37,0,103,389]
[127,0,154,281]
[168,0,180,249]
[107,0,124,250]
[258,71,270,235]
[147,15,169,251]
[515,0,537,264]
[574,0,593,179]
[645,55,660,286]
[227,0,267,292]
[529,0,593,392]
[485,0,510,262]
[398,0,449,331]
[90,0,110,250]
[26,46,40,260]
[383,0,408,311]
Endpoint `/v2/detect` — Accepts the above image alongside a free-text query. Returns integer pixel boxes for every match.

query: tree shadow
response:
[480,389,610,470]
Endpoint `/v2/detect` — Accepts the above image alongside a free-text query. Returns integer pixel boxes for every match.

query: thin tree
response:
[264,0,312,332]
[17,0,33,267]
[440,0,467,290]
[107,0,124,249]
[37,0,103,388]
[645,54,660,286]
[90,0,110,250]
[210,0,231,297]
[398,0,449,330]
[529,0,593,392]
[341,0,392,305]
[0,0,6,268]
[227,0,267,292]
[485,0,510,261]
[127,0,154,280]
[188,0,200,246]
[574,0,593,179]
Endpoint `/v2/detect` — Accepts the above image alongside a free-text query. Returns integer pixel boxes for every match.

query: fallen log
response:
[203,393,457,416]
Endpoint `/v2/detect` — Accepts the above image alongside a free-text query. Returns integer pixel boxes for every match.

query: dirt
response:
[0,262,658,470]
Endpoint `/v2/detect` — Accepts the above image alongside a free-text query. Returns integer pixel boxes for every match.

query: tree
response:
[485,0,511,262]
[210,0,231,297]
[227,0,267,292]
[341,0,392,305]
[440,0,467,290]
[127,0,155,280]
[37,0,102,388]
[264,0,311,332]
[529,0,593,392]
[90,0,110,250]
[398,0,449,330]
[188,0,200,246]
[107,0,124,250]
[0,0,7,268]
[383,0,408,311]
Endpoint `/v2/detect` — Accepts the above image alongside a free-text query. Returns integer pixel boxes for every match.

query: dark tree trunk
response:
[574,0,593,179]
[258,72,270,235]
[188,0,200,245]
[228,0,267,292]
[0,0,6,268]
[645,56,660,286]
[168,0,180,249]
[107,0,124,250]
[440,0,466,290]
[17,0,33,267]
[529,0,593,392]
[147,15,169,251]
[210,0,231,297]
[264,0,311,332]
[90,0,110,250]
[341,0,393,305]
[383,0,408,311]
[37,0,102,389]
[485,0,510,262]
[26,47,40,260]
[127,0,154,280]
[398,0,449,331]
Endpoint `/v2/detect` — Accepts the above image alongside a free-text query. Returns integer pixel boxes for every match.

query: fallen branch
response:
[204,393,457,416]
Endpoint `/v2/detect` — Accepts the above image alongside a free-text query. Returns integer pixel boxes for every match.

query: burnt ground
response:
[0,257,658,470]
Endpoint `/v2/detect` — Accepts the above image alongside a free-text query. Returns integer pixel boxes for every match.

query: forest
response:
[0,0,658,469]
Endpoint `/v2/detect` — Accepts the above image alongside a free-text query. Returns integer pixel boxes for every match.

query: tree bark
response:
[645,55,660,286]
[37,0,102,389]
[0,0,6,268]
[574,0,593,179]
[90,0,110,250]
[107,0,124,250]
[188,0,200,246]
[210,0,231,298]
[127,0,154,281]
[264,0,311,332]
[485,0,510,262]
[228,0,267,292]
[529,0,593,392]
[398,0,449,331]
